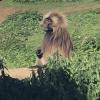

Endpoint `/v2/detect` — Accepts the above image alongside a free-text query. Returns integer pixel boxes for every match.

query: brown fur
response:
[36,12,73,65]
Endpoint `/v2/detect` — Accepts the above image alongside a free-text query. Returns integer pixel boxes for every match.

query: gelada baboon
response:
[35,11,73,66]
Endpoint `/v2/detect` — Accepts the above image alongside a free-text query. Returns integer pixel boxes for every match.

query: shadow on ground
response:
[0,67,87,100]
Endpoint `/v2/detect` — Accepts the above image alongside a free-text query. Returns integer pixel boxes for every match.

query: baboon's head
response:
[40,12,66,34]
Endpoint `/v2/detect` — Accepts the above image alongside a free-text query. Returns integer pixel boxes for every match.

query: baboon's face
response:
[41,16,53,33]
[41,12,65,33]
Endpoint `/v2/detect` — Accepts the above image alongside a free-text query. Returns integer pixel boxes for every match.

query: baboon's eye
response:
[45,17,52,22]
[46,17,51,20]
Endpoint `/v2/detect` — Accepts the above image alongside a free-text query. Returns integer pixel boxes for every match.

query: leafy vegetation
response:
[13,0,96,3]
[0,9,100,67]
[0,4,100,100]
[0,11,43,67]
[0,66,87,100]
[67,9,100,100]
[68,9,100,51]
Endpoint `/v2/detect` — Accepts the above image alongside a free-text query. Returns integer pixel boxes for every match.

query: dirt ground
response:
[0,68,38,80]
[0,7,17,22]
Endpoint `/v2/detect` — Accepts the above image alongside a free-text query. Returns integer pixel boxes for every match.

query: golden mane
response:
[41,12,73,59]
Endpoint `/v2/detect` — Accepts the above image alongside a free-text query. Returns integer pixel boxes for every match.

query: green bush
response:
[81,35,100,51]
[68,9,100,51]
[0,9,100,100]
[13,0,89,3]
[0,65,87,100]
[13,0,41,3]
[47,50,100,100]
[0,11,43,67]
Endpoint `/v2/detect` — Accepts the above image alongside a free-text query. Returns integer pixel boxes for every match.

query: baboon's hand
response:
[36,48,43,59]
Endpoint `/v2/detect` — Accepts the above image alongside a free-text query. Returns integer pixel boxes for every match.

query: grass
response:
[0,0,100,14]
[0,0,80,7]
[0,0,100,100]
[0,8,100,67]
[0,0,95,7]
